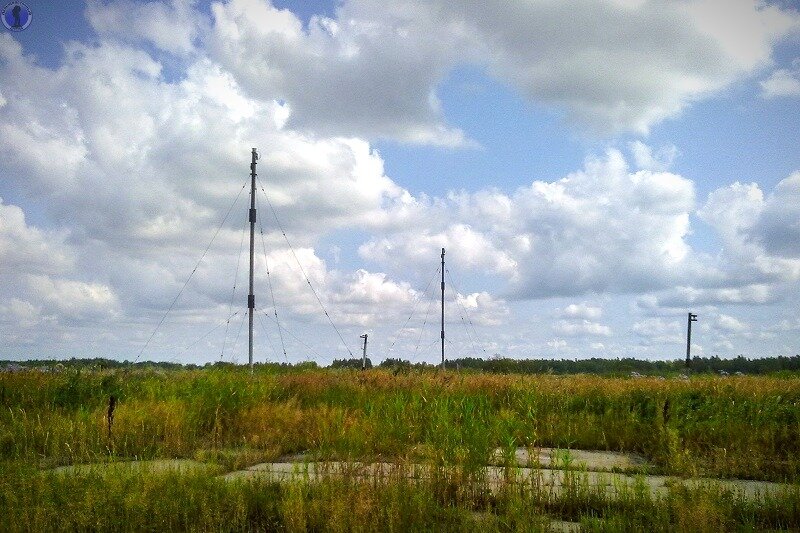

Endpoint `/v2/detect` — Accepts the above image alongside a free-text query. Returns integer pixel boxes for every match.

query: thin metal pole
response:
[360,334,368,370]
[248,148,258,373]
[686,312,697,368]
[441,248,445,370]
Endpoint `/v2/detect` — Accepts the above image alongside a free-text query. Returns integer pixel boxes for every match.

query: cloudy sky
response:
[1,0,799,365]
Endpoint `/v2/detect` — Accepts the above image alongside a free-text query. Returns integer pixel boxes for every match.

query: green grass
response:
[2,367,800,530]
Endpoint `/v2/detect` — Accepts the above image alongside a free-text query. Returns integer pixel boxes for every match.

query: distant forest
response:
[3,355,800,375]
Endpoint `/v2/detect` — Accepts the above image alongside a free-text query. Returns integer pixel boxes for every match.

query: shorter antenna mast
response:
[441,248,445,370]
[360,333,368,370]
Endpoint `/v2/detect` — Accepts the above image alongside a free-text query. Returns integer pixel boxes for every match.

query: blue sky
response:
[1,0,800,364]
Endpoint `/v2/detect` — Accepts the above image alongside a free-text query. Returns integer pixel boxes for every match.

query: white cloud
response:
[0,31,423,357]
[766,318,800,332]
[714,313,748,333]
[26,275,120,321]
[454,291,509,327]
[560,303,602,320]
[547,338,567,349]
[761,60,800,98]
[629,141,679,171]
[752,172,800,258]
[553,319,611,337]
[86,0,205,55]
[359,223,518,279]
[713,339,735,352]
[0,36,411,247]
[207,0,470,145]
[699,181,764,251]
[203,0,800,140]
[0,199,72,275]
[632,317,683,344]
[553,302,610,338]
[0,298,40,329]
[0,199,119,338]
[648,284,776,307]
[699,174,800,283]
[451,0,798,133]
[362,149,698,299]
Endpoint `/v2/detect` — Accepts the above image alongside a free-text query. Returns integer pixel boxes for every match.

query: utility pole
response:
[441,248,445,370]
[248,148,258,373]
[686,312,698,368]
[360,333,368,370]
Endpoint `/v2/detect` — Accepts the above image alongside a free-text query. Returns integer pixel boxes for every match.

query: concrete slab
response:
[221,461,796,501]
[489,447,649,472]
[46,451,798,503]
[51,459,216,476]
[548,520,582,533]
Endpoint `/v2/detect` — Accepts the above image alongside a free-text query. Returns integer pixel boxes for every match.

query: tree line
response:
[4,354,800,375]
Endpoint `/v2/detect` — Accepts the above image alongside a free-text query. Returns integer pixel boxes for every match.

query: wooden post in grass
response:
[107,395,116,440]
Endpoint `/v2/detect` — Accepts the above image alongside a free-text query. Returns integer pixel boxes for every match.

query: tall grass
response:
[2,460,799,532]
[2,368,799,480]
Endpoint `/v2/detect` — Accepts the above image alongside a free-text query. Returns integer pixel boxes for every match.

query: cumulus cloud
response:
[362,149,698,299]
[206,0,470,145]
[553,302,609,338]
[761,60,800,98]
[378,0,796,133]
[632,317,683,345]
[646,284,776,307]
[0,30,425,358]
[752,172,800,258]
[560,303,602,320]
[553,319,611,337]
[547,338,567,349]
[0,199,72,275]
[359,223,518,279]
[629,141,679,172]
[454,291,508,327]
[0,199,119,341]
[86,0,206,55]
[200,0,800,140]
[698,174,800,283]
[766,318,800,332]
[714,314,748,333]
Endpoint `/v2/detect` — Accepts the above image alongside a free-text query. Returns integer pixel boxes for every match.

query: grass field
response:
[2,367,799,531]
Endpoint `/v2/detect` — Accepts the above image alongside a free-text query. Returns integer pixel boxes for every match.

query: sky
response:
[1,0,799,366]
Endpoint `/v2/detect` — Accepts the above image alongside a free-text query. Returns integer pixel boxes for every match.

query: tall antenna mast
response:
[248,148,258,373]
[441,247,445,370]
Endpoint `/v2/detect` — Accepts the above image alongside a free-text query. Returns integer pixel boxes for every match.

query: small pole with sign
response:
[686,312,698,368]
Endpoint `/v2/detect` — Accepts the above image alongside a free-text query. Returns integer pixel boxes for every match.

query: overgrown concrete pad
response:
[47,452,798,503]
[221,460,797,501]
[51,459,216,476]
[489,447,649,471]
[548,520,582,533]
